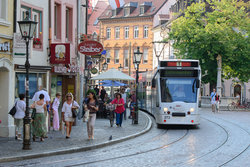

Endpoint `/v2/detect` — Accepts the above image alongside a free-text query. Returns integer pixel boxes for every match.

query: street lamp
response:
[118,64,123,71]
[133,47,143,124]
[18,11,37,150]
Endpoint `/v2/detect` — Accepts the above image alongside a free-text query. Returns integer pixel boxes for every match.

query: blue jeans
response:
[116,112,124,126]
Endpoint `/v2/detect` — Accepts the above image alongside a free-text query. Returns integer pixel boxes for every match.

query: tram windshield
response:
[160,78,198,103]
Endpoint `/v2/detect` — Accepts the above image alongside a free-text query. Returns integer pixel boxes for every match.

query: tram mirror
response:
[196,79,200,88]
[152,79,156,88]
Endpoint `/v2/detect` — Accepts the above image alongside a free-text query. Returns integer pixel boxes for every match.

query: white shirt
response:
[121,93,127,103]
[62,101,80,118]
[14,100,26,119]
[52,97,60,111]
[35,102,46,114]
[32,90,51,103]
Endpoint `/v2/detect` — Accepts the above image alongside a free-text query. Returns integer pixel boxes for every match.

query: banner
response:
[50,43,70,64]
[108,0,125,9]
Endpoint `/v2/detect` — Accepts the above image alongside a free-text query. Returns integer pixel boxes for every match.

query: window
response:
[21,6,43,48]
[106,50,110,63]
[115,27,120,39]
[124,26,129,39]
[134,26,139,38]
[143,48,148,64]
[144,26,148,38]
[124,50,129,67]
[0,0,7,22]
[124,8,130,16]
[54,3,61,39]
[114,50,119,64]
[66,7,73,41]
[106,28,111,39]
[140,7,144,15]
[112,10,116,16]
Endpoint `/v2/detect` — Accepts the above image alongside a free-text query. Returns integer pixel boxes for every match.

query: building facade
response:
[0,0,15,137]
[99,0,169,78]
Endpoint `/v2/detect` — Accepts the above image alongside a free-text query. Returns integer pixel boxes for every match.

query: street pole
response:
[216,55,222,97]
[23,39,31,150]
[84,0,88,96]
[135,64,139,124]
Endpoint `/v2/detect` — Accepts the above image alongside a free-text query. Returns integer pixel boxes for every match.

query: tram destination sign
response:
[160,70,198,77]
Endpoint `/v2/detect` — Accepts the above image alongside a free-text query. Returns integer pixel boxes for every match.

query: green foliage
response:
[168,0,250,83]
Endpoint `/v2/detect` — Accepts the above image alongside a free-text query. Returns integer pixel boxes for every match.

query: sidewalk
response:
[0,112,152,163]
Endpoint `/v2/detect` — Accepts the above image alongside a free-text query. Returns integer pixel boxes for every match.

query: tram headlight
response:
[164,108,168,112]
[190,108,195,112]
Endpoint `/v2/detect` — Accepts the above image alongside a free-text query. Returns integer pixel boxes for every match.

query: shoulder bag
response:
[9,102,17,116]
[71,101,78,118]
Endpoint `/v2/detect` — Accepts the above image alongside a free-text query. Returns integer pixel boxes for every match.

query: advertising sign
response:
[78,40,103,56]
[50,43,70,64]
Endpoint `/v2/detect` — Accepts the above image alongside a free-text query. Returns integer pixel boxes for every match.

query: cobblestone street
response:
[1,108,249,167]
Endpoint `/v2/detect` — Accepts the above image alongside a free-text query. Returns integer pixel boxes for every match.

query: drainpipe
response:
[13,0,17,32]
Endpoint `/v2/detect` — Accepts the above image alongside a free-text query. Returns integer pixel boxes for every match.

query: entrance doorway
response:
[234,84,241,97]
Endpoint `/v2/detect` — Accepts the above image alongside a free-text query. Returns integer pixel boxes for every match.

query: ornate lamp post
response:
[118,64,123,71]
[133,47,142,124]
[18,11,38,150]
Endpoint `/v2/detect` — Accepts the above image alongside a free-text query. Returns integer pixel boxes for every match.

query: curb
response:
[0,112,152,163]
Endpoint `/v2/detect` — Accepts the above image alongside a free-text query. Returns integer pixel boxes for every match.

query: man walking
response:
[210,88,217,113]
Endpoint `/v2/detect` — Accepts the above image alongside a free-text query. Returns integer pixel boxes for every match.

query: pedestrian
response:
[100,86,106,102]
[128,91,136,119]
[62,93,80,139]
[30,94,47,142]
[13,94,26,140]
[121,88,127,120]
[111,93,125,127]
[210,88,217,113]
[94,85,99,97]
[215,93,220,113]
[32,86,51,136]
[85,92,99,139]
[51,93,61,131]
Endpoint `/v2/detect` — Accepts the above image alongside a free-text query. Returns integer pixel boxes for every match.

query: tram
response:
[150,59,201,127]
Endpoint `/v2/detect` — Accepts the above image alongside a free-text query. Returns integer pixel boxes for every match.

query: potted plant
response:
[33,38,42,48]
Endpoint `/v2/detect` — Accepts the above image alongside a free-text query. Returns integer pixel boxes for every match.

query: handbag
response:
[83,109,89,122]
[9,102,17,116]
[71,101,78,118]
[31,108,36,119]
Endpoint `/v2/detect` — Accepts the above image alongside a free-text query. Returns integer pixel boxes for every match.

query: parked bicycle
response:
[227,101,250,111]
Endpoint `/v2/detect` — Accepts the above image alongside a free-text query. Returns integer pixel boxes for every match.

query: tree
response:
[168,0,250,84]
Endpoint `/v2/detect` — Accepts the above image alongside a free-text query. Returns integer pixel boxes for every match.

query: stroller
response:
[106,104,116,127]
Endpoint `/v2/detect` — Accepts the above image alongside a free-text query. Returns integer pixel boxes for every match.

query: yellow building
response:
[99,1,168,78]
[0,0,15,137]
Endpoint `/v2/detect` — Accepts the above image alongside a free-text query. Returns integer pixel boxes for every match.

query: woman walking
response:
[85,92,98,139]
[62,93,79,138]
[111,93,125,127]
[215,94,220,113]
[52,93,61,131]
[14,94,26,140]
[31,94,47,142]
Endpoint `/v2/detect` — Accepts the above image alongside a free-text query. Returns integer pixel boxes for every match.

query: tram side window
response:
[160,78,172,102]
[156,79,159,107]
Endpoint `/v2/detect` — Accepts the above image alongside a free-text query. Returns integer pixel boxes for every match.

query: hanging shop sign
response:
[50,43,70,64]
[78,40,103,56]
[52,64,79,73]
[90,67,98,74]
